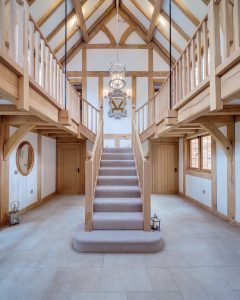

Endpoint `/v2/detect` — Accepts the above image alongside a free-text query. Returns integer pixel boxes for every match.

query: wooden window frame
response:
[187,135,211,174]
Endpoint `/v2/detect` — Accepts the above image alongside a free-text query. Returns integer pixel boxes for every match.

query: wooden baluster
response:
[196,30,202,84]
[182,52,186,97]
[9,0,16,60]
[175,64,179,103]
[49,54,53,96]
[53,59,57,99]
[186,46,191,93]
[91,107,93,131]
[0,0,5,49]
[234,0,240,50]
[59,69,63,105]
[86,102,89,129]
[34,31,40,84]
[222,0,230,60]
[40,39,45,88]
[191,38,196,90]
[138,111,140,133]
[56,64,60,102]
[142,108,144,133]
[95,110,97,133]
[28,21,34,77]
[45,47,49,94]
[85,156,93,231]
[17,3,24,67]
[203,19,209,78]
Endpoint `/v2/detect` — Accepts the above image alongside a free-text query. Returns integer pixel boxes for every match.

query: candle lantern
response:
[9,201,20,225]
[151,214,161,231]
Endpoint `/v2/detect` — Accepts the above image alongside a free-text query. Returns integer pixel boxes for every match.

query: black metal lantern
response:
[151,214,161,231]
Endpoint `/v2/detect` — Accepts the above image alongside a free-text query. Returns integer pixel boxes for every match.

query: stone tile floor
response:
[0,194,240,300]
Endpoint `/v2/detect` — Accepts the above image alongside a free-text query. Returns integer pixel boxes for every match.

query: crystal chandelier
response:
[109,5,126,90]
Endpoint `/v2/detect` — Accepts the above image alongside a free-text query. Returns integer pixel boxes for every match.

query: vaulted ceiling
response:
[29,0,208,65]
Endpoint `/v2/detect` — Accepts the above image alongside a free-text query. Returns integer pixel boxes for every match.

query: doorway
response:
[57,143,85,194]
[152,142,178,194]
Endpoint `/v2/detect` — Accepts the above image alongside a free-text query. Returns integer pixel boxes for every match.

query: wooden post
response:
[143,157,151,231]
[82,46,87,99]
[17,1,30,111]
[227,122,235,222]
[37,134,42,202]
[234,0,240,50]
[98,76,103,109]
[211,138,217,211]
[0,0,5,50]
[132,76,136,120]
[0,119,9,226]
[148,46,154,126]
[85,153,93,231]
[209,0,223,111]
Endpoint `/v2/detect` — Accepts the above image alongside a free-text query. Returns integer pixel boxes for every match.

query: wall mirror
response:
[16,141,34,176]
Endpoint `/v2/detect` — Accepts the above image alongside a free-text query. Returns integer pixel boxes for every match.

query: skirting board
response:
[20,191,57,215]
[179,191,240,227]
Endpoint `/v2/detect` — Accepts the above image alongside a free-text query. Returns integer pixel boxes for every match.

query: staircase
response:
[72,147,163,253]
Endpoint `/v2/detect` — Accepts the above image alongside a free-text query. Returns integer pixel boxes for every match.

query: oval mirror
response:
[16,141,34,176]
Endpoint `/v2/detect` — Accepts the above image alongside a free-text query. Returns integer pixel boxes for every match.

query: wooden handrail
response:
[132,121,151,231]
[85,120,103,231]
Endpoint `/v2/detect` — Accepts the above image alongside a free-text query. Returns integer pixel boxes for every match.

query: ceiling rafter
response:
[119,25,135,44]
[130,0,182,53]
[37,0,64,27]
[147,0,163,42]
[101,25,116,45]
[59,4,116,63]
[46,9,75,41]
[119,3,174,64]
[172,0,200,27]
[72,0,88,42]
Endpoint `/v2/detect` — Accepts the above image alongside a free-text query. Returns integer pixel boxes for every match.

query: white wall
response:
[185,175,212,207]
[235,122,240,222]
[41,136,56,198]
[9,128,38,210]
[216,126,228,216]
[9,128,56,210]
[179,138,184,193]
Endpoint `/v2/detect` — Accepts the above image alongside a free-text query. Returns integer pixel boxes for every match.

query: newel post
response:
[143,151,151,231]
[209,0,223,111]
[85,151,93,231]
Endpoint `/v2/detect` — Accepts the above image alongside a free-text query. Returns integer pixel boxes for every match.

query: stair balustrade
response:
[136,0,240,134]
[81,97,101,134]
[132,121,151,231]
[85,119,103,231]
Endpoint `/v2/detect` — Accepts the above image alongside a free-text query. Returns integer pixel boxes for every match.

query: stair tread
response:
[100,167,136,170]
[93,212,143,220]
[73,225,162,243]
[96,186,140,190]
[94,197,142,203]
[98,176,138,179]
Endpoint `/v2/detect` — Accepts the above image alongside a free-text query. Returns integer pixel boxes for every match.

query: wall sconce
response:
[127,90,131,99]
[104,90,108,99]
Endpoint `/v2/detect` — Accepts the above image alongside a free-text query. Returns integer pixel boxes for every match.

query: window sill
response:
[186,169,211,180]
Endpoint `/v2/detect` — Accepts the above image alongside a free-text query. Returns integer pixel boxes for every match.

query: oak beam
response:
[37,0,64,27]
[3,124,35,160]
[72,0,88,42]
[147,0,163,42]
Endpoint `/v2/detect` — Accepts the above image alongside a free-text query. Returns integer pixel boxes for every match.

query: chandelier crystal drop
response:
[109,4,126,90]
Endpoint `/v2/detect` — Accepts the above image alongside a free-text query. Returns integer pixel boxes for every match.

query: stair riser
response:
[100,161,135,167]
[101,154,134,160]
[97,177,138,186]
[93,203,142,212]
[93,220,143,230]
[103,148,132,153]
[95,189,141,198]
[99,168,137,176]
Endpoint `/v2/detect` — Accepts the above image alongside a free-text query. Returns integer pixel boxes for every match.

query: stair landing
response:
[72,147,163,253]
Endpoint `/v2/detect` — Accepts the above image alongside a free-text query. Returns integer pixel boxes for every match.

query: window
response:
[201,135,211,170]
[189,135,211,172]
[190,138,199,168]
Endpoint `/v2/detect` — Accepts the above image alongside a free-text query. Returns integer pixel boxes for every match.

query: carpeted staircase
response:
[72,147,163,253]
